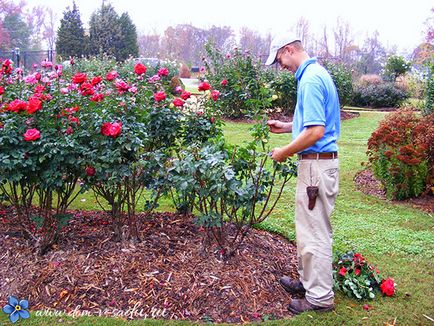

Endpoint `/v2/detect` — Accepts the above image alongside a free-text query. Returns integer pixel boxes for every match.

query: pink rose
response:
[106,70,118,81]
[153,91,166,102]
[24,128,40,141]
[221,79,228,86]
[211,90,220,101]
[157,67,169,77]
[180,91,191,100]
[338,267,347,276]
[101,122,122,138]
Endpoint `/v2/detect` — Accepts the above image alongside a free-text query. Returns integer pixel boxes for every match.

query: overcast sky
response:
[27,0,433,53]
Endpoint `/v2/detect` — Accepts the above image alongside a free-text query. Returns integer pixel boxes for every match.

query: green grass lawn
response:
[2,111,433,325]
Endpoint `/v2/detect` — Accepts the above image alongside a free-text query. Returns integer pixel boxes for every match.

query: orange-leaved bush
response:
[367,108,432,200]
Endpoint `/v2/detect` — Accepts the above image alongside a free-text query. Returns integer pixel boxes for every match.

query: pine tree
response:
[56,1,87,59]
[88,2,122,59]
[117,13,139,61]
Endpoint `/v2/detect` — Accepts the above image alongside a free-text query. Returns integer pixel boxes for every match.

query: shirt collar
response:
[295,57,317,80]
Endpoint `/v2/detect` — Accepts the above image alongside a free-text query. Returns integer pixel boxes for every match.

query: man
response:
[265,33,340,314]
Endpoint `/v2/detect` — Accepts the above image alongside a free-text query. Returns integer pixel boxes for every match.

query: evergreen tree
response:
[88,2,122,59]
[117,12,139,61]
[56,1,87,59]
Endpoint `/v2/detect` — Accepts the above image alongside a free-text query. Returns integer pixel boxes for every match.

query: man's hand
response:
[267,120,292,133]
[271,147,293,162]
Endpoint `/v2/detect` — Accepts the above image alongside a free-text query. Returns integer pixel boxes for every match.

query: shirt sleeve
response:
[300,82,326,127]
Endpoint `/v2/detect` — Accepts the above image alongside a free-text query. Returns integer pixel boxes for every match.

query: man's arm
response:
[271,125,325,162]
[267,120,293,133]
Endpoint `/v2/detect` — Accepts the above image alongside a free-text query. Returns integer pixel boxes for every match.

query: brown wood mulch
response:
[0,208,300,323]
[354,169,434,213]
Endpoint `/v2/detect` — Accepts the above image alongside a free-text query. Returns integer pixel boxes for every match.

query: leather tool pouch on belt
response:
[306,186,319,210]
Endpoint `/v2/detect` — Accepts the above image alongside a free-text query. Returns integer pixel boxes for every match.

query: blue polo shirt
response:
[292,57,340,154]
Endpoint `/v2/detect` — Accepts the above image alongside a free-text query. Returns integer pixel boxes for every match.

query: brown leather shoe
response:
[288,298,334,314]
[279,276,306,294]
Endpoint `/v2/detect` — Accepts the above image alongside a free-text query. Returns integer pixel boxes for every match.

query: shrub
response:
[267,70,297,114]
[422,60,434,116]
[383,55,411,82]
[367,109,431,200]
[358,74,383,86]
[169,118,297,260]
[352,82,409,108]
[204,43,273,118]
[322,61,353,108]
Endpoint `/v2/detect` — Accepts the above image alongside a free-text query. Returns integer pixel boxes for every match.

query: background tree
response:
[88,2,122,59]
[117,12,139,61]
[138,33,160,58]
[26,5,46,50]
[2,12,31,50]
[56,1,87,59]
[383,55,411,81]
[356,31,387,75]
[239,27,269,59]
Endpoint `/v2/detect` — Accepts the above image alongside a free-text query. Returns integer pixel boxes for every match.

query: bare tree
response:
[43,7,57,51]
[138,33,160,57]
[239,27,272,61]
[295,17,310,48]
[333,17,354,64]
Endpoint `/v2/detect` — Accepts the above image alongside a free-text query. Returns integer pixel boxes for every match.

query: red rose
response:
[198,81,211,91]
[26,98,42,114]
[85,166,96,176]
[380,278,395,296]
[35,72,41,81]
[211,89,220,101]
[101,122,122,138]
[134,63,147,75]
[65,126,74,135]
[90,93,104,102]
[180,91,191,100]
[7,99,27,113]
[24,128,40,141]
[353,253,366,265]
[355,268,361,276]
[72,72,87,84]
[0,86,4,95]
[153,91,166,102]
[106,70,118,81]
[80,82,95,96]
[210,117,216,124]
[91,76,103,86]
[68,116,80,124]
[173,98,184,107]
[221,79,227,86]
[338,267,347,276]
[157,67,169,76]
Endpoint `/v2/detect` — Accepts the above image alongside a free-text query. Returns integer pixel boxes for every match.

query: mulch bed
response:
[354,169,434,213]
[0,208,301,323]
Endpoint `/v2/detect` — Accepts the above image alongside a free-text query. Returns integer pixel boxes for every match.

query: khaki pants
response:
[295,158,339,307]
